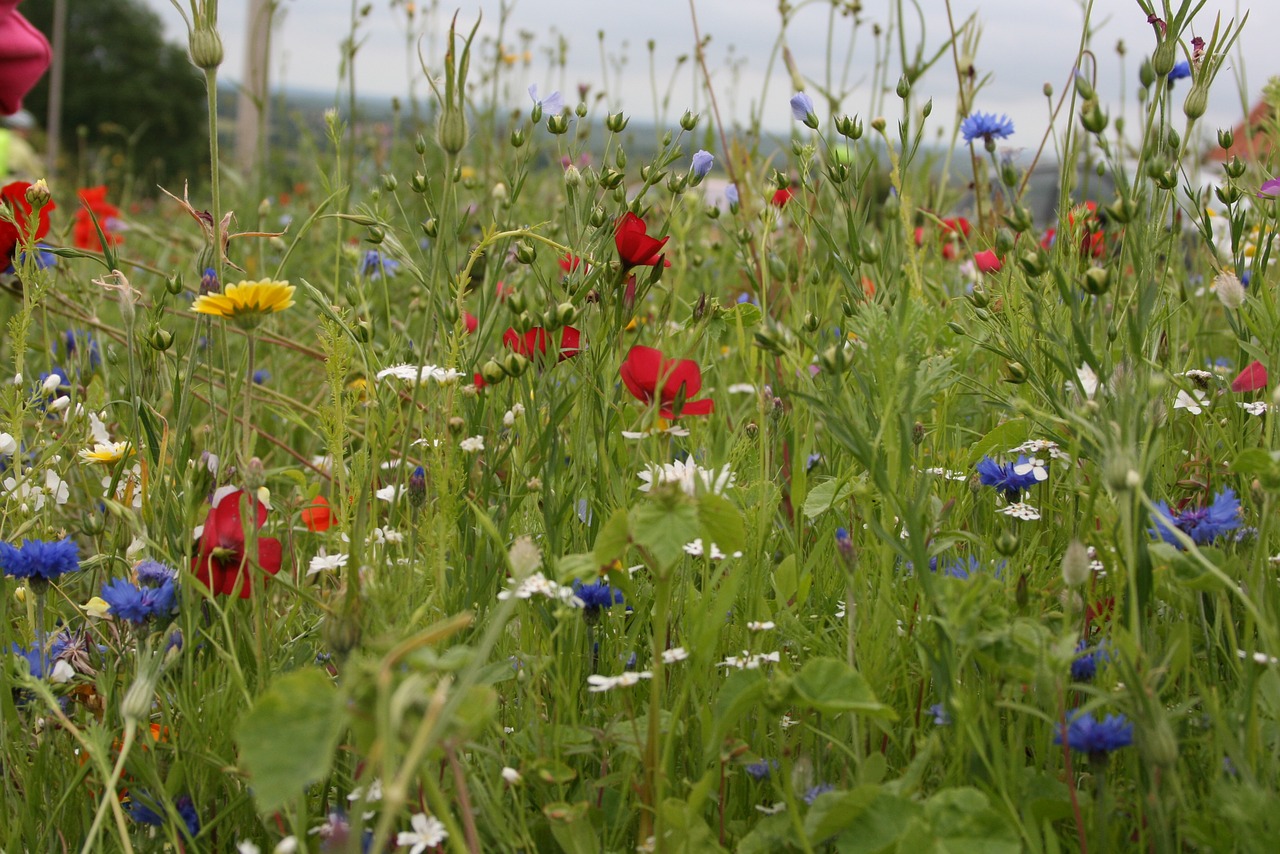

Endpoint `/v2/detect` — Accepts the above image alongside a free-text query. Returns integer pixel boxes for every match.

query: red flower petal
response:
[620,345,664,403]
[615,212,670,269]
[661,359,703,403]
[301,495,332,532]
[1232,360,1269,393]
[974,249,1003,273]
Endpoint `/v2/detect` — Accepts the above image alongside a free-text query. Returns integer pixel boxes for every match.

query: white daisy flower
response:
[1239,401,1270,416]
[1174,388,1208,415]
[661,647,689,663]
[747,621,775,632]
[376,364,463,385]
[637,458,735,495]
[308,549,348,576]
[587,671,653,692]
[459,435,485,453]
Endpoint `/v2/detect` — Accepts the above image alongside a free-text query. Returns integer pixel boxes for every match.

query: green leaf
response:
[593,507,632,566]
[698,493,745,554]
[791,657,896,719]
[236,669,345,814]
[630,499,700,571]
[919,787,1021,854]
[704,670,767,763]
[772,554,798,605]
[1232,448,1280,490]
[803,477,856,520]
[543,801,596,854]
[965,419,1029,467]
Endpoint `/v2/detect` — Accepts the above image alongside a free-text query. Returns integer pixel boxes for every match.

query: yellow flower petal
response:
[84,596,113,619]
[192,278,295,323]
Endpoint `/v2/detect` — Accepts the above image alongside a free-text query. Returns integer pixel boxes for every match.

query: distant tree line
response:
[21,0,209,191]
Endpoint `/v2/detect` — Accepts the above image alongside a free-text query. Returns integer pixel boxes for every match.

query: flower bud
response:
[1183,84,1208,120]
[860,239,880,263]
[802,312,820,333]
[514,241,537,264]
[1080,101,1108,134]
[148,328,174,352]
[1017,250,1047,277]
[530,102,544,124]
[896,75,911,99]
[503,352,530,377]
[1139,58,1155,89]
[1218,128,1235,150]
[1151,40,1176,78]
[921,98,933,118]
[606,111,630,133]
[575,102,588,118]
[422,217,439,239]
[1061,539,1090,587]
[589,205,608,228]
[994,530,1019,557]
[680,110,700,131]
[24,179,51,210]
[121,654,162,723]
[408,466,426,507]
[835,115,862,139]
[1214,271,1246,309]
[871,116,886,133]
[564,165,583,189]
[599,167,625,190]
[480,360,506,384]
[1081,267,1111,295]
[165,272,184,295]
[188,25,224,70]
[415,134,428,155]
[547,113,570,135]
[1074,74,1096,101]
[555,302,576,327]
[1043,82,1054,97]
[1003,361,1029,384]
[1224,155,1247,180]
[509,127,526,149]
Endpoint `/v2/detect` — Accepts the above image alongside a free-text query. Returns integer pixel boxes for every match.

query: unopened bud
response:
[1214,271,1246,309]
[679,110,699,131]
[547,114,570,135]
[148,328,174,352]
[188,25,224,70]
[24,179,51,210]
[1061,539,1091,587]
[606,111,630,133]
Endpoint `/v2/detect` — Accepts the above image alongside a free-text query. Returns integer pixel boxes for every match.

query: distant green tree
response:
[21,0,208,190]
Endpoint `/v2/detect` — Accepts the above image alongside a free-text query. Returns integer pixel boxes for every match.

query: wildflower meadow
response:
[4,0,1280,851]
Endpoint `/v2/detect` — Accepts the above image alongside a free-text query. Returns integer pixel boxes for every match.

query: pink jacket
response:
[0,0,50,116]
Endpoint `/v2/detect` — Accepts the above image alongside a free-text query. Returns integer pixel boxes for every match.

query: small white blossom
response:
[779,714,799,729]
[0,432,16,456]
[747,621,776,632]
[308,550,348,576]
[396,813,448,853]
[348,778,383,803]
[997,502,1041,521]
[587,671,653,692]
[1071,363,1100,399]
[1174,388,1208,415]
[756,802,787,815]
[497,571,584,607]
[459,435,485,453]
[727,383,756,394]
[1010,439,1070,461]
[1012,457,1049,482]
[720,651,780,670]
[1239,401,1270,416]
[621,424,691,440]
[923,466,968,480]
[1238,649,1279,666]
[661,647,689,663]
[375,484,405,502]
[501,766,523,785]
[237,843,261,854]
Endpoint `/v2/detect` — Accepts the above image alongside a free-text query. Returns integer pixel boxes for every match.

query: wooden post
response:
[236,0,274,183]
[45,0,67,180]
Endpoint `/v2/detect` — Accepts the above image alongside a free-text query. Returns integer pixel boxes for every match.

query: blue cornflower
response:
[55,329,100,370]
[574,579,623,619]
[975,456,1040,501]
[932,555,982,580]
[528,83,564,116]
[135,560,177,586]
[790,92,817,126]
[100,577,177,624]
[0,538,80,583]
[929,703,952,725]
[725,184,739,206]
[744,759,777,780]
[960,111,1015,145]
[1054,711,1133,756]
[803,783,834,804]
[124,796,165,827]
[2,243,58,275]
[1167,61,1192,82]
[252,369,271,384]
[1149,489,1241,547]
[200,267,219,295]
[1071,639,1110,682]
[125,793,200,838]
[691,149,714,179]
[359,250,400,280]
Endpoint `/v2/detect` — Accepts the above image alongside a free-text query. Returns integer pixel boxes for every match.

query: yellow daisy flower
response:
[192,278,295,326]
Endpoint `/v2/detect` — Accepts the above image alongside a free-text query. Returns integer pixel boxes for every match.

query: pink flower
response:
[974,249,1003,274]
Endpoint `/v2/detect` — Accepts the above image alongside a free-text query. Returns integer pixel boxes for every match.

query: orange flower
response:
[73,186,123,252]
[301,495,333,532]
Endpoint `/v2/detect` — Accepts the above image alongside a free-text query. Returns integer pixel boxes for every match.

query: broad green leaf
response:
[803,477,856,519]
[236,669,345,814]
[659,798,726,853]
[704,669,767,763]
[791,657,896,719]
[698,492,745,554]
[543,801,596,854]
[593,507,632,566]
[965,419,1029,467]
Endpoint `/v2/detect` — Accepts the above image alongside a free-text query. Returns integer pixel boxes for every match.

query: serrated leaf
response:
[630,499,700,571]
[236,669,345,814]
[791,657,896,719]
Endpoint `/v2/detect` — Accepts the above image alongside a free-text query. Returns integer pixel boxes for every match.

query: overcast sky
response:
[142,1,1272,146]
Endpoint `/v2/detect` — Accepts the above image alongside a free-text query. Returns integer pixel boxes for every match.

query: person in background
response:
[0,0,50,118]
[1,109,41,181]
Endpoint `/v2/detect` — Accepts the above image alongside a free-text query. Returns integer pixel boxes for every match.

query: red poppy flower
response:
[615,212,671,270]
[619,344,714,419]
[974,249,1003,274]
[0,181,54,261]
[192,489,283,598]
[464,311,478,334]
[559,254,587,274]
[1231,360,1269,393]
[73,186,123,252]
[502,326,582,362]
[301,495,332,532]
[771,187,795,208]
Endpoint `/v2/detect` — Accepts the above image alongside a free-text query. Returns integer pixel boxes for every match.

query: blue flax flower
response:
[1149,489,1241,547]
[790,92,817,124]
[1054,711,1133,756]
[725,184,739,206]
[929,703,952,725]
[0,538,80,583]
[975,456,1040,501]
[100,577,177,624]
[744,759,777,781]
[691,149,714,179]
[960,111,1015,144]
[803,783,834,804]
